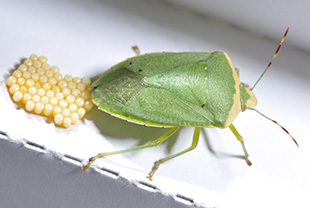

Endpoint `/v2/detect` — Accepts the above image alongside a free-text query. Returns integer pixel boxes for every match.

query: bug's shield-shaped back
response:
[92,51,241,128]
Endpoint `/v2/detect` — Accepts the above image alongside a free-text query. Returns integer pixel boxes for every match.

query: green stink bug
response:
[83,27,298,180]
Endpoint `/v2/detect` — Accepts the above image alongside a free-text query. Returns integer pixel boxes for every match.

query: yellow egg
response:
[6,54,94,128]
[13,70,22,78]
[24,59,33,67]
[9,84,20,94]
[20,86,28,94]
[82,77,91,85]
[17,77,26,85]
[18,64,28,71]
[63,117,72,128]
[84,100,94,112]
[51,65,59,73]
[53,106,62,116]
[43,104,53,116]
[33,61,41,68]
[54,113,64,125]
[70,112,79,124]
[6,76,17,86]
[30,54,38,61]
[39,56,47,63]
[22,93,32,103]
[25,100,35,112]
[12,91,23,102]
[34,102,44,114]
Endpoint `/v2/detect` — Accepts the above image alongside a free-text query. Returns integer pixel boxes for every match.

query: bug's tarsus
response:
[147,127,200,180]
[147,160,162,181]
[244,156,252,166]
[248,107,299,147]
[251,27,289,91]
[81,155,100,171]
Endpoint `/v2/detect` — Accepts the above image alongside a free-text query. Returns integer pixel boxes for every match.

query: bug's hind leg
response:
[229,124,252,166]
[147,127,200,180]
[82,127,180,171]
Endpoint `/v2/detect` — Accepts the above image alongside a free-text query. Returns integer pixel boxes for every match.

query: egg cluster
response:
[6,54,93,128]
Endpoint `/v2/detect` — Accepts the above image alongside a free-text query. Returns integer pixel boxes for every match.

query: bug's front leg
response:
[229,124,252,166]
[81,127,180,171]
[147,127,200,180]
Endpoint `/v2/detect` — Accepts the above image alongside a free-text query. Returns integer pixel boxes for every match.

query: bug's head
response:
[240,83,257,111]
[238,27,298,147]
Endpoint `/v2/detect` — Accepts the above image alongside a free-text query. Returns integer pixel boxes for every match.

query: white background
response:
[1,0,310,207]
[164,0,310,54]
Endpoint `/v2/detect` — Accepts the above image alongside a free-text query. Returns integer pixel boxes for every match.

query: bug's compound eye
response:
[138,69,142,72]
[241,82,250,89]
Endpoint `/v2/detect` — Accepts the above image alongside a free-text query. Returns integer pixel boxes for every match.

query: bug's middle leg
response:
[229,124,252,166]
[82,127,180,171]
[147,127,200,180]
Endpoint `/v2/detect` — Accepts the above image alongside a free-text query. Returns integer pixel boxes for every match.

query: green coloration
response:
[234,68,240,76]
[147,127,200,180]
[229,124,252,165]
[92,51,249,128]
[240,84,257,111]
[86,50,258,179]
[85,31,295,179]
[240,85,251,106]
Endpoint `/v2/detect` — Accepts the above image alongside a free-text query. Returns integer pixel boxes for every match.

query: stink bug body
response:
[83,27,298,180]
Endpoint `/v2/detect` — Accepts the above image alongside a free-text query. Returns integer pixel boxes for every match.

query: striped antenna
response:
[251,27,290,91]
[248,107,299,147]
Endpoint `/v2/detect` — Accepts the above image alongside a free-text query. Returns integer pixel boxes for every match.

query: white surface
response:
[163,0,310,53]
[1,0,310,207]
